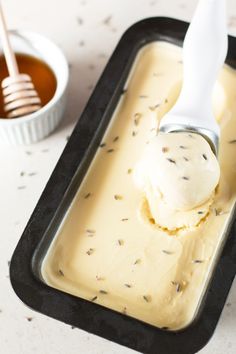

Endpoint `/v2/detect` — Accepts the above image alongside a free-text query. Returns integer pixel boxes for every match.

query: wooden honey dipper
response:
[0,1,41,118]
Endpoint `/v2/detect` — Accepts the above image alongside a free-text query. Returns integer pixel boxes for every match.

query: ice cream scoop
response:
[134,0,227,229]
[159,0,228,154]
[135,132,220,211]
[134,132,220,230]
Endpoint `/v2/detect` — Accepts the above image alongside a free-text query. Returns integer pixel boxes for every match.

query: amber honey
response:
[0,53,57,118]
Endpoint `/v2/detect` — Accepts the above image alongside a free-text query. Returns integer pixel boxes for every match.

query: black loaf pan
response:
[10,17,236,354]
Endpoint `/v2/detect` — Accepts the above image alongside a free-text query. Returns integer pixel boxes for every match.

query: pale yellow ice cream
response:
[41,42,236,330]
[134,132,220,230]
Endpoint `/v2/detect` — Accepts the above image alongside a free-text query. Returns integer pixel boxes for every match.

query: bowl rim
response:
[0,29,69,124]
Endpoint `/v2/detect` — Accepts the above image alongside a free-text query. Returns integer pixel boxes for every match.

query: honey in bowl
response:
[0,53,57,118]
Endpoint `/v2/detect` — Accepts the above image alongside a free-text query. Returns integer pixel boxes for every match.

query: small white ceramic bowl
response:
[0,30,69,145]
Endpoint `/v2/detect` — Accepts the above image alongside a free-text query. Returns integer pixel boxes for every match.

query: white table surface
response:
[0,0,236,353]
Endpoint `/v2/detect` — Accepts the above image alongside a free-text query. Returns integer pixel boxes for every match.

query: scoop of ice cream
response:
[134,132,220,230]
[140,180,214,231]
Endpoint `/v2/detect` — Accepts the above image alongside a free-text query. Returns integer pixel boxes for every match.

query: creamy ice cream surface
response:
[41,42,236,330]
[134,132,220,230]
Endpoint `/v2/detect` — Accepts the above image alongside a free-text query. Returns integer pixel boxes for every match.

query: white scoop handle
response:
[160,0,228,138]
